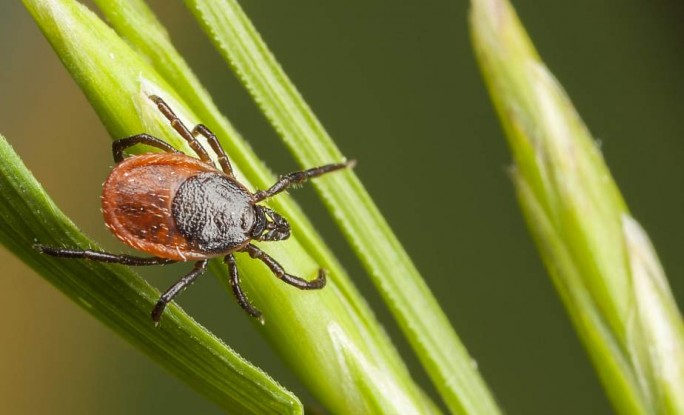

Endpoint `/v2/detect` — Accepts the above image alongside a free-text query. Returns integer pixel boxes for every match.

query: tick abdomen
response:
[102,153,239,260]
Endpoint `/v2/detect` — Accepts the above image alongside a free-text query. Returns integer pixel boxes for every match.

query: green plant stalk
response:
[183,1,502,414]
[22,0,439,413]
[470,0,684,413]
[0,131,299,414]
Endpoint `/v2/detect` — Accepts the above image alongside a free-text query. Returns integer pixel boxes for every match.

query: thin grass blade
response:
[470,0,684,413]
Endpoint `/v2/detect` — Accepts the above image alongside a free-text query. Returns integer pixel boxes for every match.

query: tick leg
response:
[151,260,208,323]
[148,95,214,166]
[192,124,234,176]
[112,134,180,163]
[224,254,262,318]
[253,160,355,203]
[34,244,176,266]
[244,244,326,289]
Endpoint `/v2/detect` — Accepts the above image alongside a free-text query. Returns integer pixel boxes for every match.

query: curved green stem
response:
[470,0,684,413]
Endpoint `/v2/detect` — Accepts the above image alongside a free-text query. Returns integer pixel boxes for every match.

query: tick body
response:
[36,95,353,323]
[102,153,254,260]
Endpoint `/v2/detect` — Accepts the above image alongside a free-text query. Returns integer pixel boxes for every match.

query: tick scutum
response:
[172,172,255,254]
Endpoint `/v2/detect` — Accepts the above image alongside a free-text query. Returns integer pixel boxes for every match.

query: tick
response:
[35,95,353,323]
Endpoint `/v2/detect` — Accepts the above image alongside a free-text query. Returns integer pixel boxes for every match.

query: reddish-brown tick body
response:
[36,95,352,323]
[102,153,253,261]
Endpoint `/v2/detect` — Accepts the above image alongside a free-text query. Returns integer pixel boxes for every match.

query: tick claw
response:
[151,301,166,324]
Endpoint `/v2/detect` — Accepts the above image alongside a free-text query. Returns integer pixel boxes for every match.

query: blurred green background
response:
[1,1,682,414]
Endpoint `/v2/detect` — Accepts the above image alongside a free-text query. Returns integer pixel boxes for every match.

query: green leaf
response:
[182,1,502,414]
[470,0,684,413]
[0,132,300,414]
[21,0,439,413]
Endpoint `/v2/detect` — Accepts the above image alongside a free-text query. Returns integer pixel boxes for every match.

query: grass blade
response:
[470,0,684,413]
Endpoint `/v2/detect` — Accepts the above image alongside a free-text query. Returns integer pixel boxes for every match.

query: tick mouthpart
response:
[251,205,291,241]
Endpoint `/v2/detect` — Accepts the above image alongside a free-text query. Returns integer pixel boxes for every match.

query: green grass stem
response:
[470,0,684,413]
